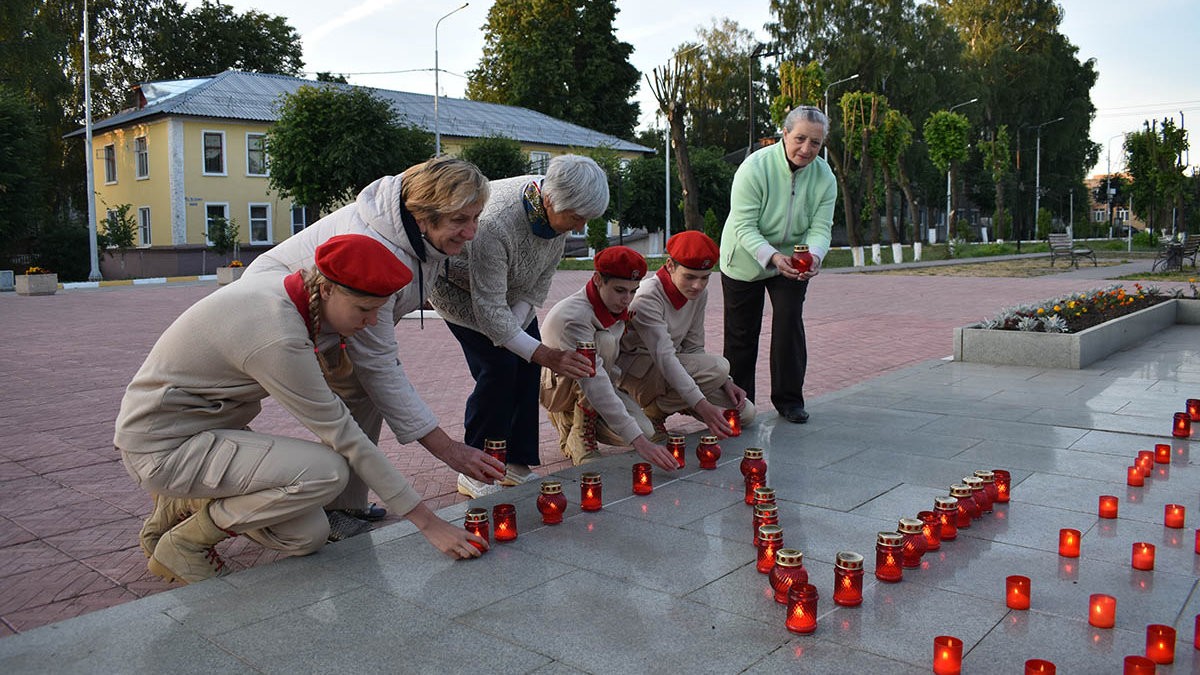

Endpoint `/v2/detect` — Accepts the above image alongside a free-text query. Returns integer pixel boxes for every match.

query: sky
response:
[200,0,1199,177]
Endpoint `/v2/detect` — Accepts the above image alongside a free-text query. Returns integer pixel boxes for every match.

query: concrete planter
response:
[216,266,245,285]
[15,273,58,296]
[955,298,1200,369]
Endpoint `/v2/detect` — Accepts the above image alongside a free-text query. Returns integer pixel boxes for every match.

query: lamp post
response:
[83,0,101,281]
[823,73,859,160]
[1106,132,1125,239]
[1033,116,1064,242]
[943,97,978,244]
[747,43,781,156]
[434,2,469,156]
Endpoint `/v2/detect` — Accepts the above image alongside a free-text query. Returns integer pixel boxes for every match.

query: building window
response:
[138,206,151,246]
[205,203,229,245]
[202,131,226,175]
[291,205,308,235]
[135,136,149,179]
[529,151,550,174]
[1093,209,1106,223]
[103,144,117,183]
[246,133,267,176]
[249,203,271,244]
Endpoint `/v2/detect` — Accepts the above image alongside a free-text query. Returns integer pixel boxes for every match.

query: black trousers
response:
[721,274,809,411]
[446,319,543,466]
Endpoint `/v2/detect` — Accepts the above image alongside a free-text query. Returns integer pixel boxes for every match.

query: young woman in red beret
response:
[115,234,486,585]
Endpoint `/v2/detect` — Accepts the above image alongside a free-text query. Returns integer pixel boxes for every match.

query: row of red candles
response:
[1169,397,1199,437]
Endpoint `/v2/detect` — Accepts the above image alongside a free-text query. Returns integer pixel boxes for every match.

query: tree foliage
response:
[460,135,528,180]
[621,154,679,234]
[467,0,640,139]
[770,61,824,127]
[979,125,1013,237]
[924,109,971,234]
[1125,118,1189,232]
[646,53,704,231]
[99,202,138,276]
[0,87,49,259]
[267,86,433,218]
[684,19,770,153]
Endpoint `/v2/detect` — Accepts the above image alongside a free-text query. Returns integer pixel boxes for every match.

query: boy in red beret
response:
[540,247,677,470]
[618,231,756,438]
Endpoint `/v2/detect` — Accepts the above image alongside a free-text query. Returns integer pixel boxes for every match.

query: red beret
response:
[594,246,647,280]
[666,231,719,270]
[315,234,413,297]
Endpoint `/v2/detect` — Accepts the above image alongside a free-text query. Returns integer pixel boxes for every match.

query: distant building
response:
[71,70,653,277]
[1084,173,1145,235]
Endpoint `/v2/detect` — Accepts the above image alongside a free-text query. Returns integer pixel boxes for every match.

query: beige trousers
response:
[319,345,382,511]
[121,429,349,555]
[545,382,656,456]
[621,352,758,425]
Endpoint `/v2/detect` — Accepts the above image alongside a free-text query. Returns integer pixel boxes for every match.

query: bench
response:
[1181,235,1198,269]
[1048,233,1096,268]
[1155,234,1198,272]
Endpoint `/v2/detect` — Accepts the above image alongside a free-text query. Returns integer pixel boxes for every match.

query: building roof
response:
[72,70,652,154]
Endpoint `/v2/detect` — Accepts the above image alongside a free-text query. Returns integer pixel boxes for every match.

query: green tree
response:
[207,215,239,264]
[874,108,915,244]
[646,51,704,231]
[99,203,138,276]
[924,110,972,233]
[979,124,1013,238]
[0,87,50,260]
[460,135,528,180]
[1125,118,1189,233]
[621,154,680,234]
[267,85,433,218]
[685,19,765,153]
[467,0,639,139]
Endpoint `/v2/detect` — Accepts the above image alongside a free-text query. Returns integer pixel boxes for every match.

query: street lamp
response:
[747,43,781,156]
[83,0,101,281]
[434,3,469,156]
[1105,132,1125,238]
[823,73,859,160]
[1033,116,1064,242]
[943,97,978,243]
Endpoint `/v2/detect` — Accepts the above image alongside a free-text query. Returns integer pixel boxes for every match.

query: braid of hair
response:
[302,268,324,348]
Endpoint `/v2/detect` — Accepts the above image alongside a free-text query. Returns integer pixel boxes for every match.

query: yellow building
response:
[75,71,653,277]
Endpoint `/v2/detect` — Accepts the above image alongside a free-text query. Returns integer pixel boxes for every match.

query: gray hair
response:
[542,154,609,220]
[784,105,830,137]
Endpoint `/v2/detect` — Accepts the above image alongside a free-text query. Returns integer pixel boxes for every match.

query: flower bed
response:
[977,284,1173,334]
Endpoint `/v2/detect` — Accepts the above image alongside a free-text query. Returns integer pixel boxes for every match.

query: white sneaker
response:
[457,473,504,498]
[500,464,541,487]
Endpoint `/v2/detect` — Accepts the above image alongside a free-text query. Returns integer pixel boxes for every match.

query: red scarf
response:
[585,278,629,328]
[656,266,687,310]
[284,271,312,332]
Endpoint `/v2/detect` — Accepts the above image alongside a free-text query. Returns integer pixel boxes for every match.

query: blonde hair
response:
[400,156,489,225]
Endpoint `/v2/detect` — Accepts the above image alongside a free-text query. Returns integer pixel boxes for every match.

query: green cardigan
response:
[719,141,838,282]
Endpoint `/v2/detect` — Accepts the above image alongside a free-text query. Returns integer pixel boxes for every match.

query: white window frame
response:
[246,132,268,177]
[138,206,152,246]
[204,202,230,246]
[103,144,117,184]
[529,151,550,174]
[1092,209,1106,223]
[291,205,308,235]
[134,136,149,179]
[248,202,272,245]
[202,130,227,176]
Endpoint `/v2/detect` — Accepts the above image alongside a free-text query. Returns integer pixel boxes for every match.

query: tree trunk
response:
[829,150,860,247]
[896,164,921,243]
[948,163,958,238]
[668,111,704,231]
[882,169,899,244]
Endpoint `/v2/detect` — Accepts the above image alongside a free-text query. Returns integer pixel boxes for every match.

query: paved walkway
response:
[0,258,1192,653]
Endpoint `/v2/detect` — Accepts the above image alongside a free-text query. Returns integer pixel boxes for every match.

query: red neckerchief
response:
[283,271,312,332]
[585,278,628,328]
[656,266,687,310]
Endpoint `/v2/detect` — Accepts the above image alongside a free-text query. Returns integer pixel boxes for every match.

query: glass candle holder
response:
[483,438,507,466]
[464,508,490,552]
[579,472,603,512]
[768,548,808,603]
[1058,528,1081,558]
[739,448,767,481]
[1146,624,1176,665]
[753,486,777,507]
[784,583,819,634]
[1127,466,1145,487]
[1024,659,1055,674]
[744,475,766,505]
[933,635,963,675]
[756,524,783,574]
[1174,412,1193,438]
[1098,495,1119,519]
[950,485,975,528]
[934,496,960,540]
[918,510,942,551]
[575,340,596,372]
[752,503,779,545]
[974,470,999,505]
[1132,542,1156,570]
[1187,398,1200,422]
[875,531,904,582]
[833,551,865,607]
[696,435,721,470]
[1164,504,1186,529]
[1195,528,1199,555]
[1195,613,1199,650]
[992,469,1012,503]
[1122,655,1156,675]
[963,476,991,514]
[791,244,814,273]
[667,433,686,469]
[1154,443,1172,464]
[1006,575,1031,610]
[492,503,517,542]
[537,480,567,525]
[724,408,741,436]
[1136,451,1155,474]
[632,463,653,495]
[897,518,927,568]
[1089,593,1116,628]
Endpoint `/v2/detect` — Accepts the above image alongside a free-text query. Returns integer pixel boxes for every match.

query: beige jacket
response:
[618,269,709,409]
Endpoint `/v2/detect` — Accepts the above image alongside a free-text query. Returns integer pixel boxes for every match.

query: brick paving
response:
[0,264,1185,636]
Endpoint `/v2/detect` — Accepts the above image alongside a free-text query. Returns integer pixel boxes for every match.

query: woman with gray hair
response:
[431,154,608,497]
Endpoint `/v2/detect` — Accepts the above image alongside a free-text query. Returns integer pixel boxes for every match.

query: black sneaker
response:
[779,407,809,424]
[326,510,373,542]
[333,502,387,522]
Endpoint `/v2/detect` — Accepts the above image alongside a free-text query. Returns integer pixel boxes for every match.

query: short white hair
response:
[784,105,830,137]
[542,154,609,220]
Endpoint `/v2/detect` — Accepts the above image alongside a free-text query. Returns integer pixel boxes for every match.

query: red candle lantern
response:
[579,472,603,512]
[1131,542,1155,570]
[1122,655,1156,674]
[1089,593,1117,628]
[696,435,721,470]
[934,496,959,540]
[769,548,809,603]
[1024,659,1055,674]
[974,470,1000,505]
[1164,504,1186,529]
[1058,528,1081,558]
[752,503,779,545]
[492,503,517,542]
[950,485,975,528]
[536,480,567,525]
[1098,495,1119,519]
[833,551,864,607]
[917,510,942,551]
[963,476,991,514]
[992,469,1012,503]
[756,524,783,574]
[1145,624,1176,665]
[784,583,819,634]
[575,340,597,373]
[753,486,776,507]
[932,635,963,675]
[1137,450,1155,471]
[791,244,814,274]
[483,438,507,466]
[744,476,766,506]
[632,463,653,495]
[724,408,741,436]
[739,447,767,481]
[1195,613,1199,649]
[1154,443,1171,464]
[897,518,927,568]
[464,507,490,552]
[875,531,904,582]
[667,433,686,469]
[1187,398,1200,422]
[1127,466,1145,487]
[1006,574,1031,610]
[1174,412,1193,438]
[1194,528,1199,555]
